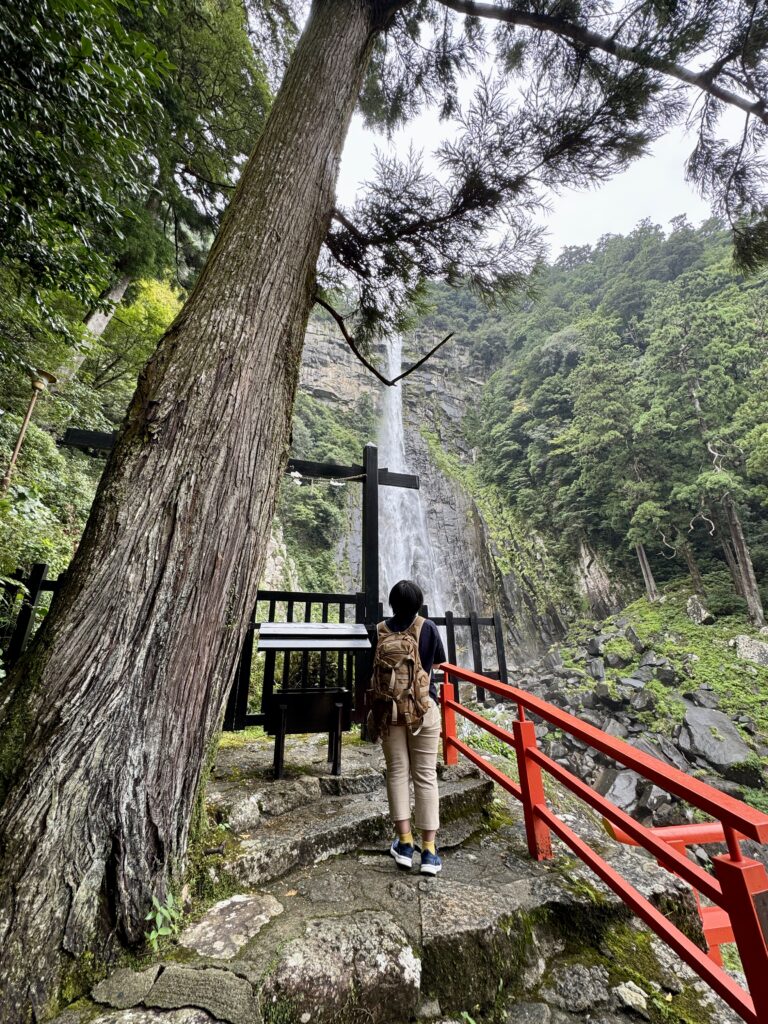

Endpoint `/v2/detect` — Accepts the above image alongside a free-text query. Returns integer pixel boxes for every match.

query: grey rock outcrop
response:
[678,707,759,783]
[686,595,715,625]
[91,1013,214,1024]
[542,964,610,1013]
[734,634,768,667]
[146,965,257,1024]
[504,1005,552,1024]
[179,894,283,960]
[92,967,162,1010]
[261,912,421,1024]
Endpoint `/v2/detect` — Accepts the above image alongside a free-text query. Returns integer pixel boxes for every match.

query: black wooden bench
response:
[265,687,353,778]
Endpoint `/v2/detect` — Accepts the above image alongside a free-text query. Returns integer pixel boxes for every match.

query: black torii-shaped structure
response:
[61,430,418,624]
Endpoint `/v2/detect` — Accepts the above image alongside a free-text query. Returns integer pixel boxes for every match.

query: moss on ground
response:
[217,724,268,749]
[600,922,715,1024]
[559,583,768,744]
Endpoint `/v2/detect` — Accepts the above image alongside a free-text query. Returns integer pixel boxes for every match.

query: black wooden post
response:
[469,610,486,703]
[362,443,379,625]
[493,610,509,685]
[444,609,458,702]
[5,562,48,666]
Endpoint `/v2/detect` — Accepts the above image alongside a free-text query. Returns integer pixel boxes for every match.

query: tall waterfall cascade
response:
[378,335,449,616]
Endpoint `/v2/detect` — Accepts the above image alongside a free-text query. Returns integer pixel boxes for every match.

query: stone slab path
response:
[53,732,746,1024]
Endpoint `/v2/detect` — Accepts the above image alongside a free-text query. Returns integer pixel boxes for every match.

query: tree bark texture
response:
[0,2,379,1018]
[680,540,705,598]
[722,495,765,627]
[721,535,746,598]
[635,542,660,602]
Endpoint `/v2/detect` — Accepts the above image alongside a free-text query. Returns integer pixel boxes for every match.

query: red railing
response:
[603,819,740,964]
[440,663,768,1024]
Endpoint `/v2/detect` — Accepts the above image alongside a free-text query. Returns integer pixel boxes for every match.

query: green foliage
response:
[467,218,768,614]
[0,0,170,297]
[144,893,183,953]
[122,0,276,287]
[0,421,99,578]
[0,278,182,583]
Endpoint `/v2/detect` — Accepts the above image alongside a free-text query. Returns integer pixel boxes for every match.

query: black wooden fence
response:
[2,564,510,717]
[1,562,60,666]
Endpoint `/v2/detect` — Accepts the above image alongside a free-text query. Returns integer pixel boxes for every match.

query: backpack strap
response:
[410,615,425,642]
[407,616,425,671]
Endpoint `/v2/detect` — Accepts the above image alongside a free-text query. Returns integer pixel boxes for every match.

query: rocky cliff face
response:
[285,319,617,668]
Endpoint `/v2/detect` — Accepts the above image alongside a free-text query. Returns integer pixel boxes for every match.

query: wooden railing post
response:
[513,718,553,861]
[5,561,48,666]
[713,852,768,1019]
[441,679,459,766]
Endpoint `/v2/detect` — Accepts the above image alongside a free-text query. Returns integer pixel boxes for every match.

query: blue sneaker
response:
[389,838,414,869]
[420,848,442,875]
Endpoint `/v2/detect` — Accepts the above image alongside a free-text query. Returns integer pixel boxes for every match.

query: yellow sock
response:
[422,839,436,854]
[398,831,413,846]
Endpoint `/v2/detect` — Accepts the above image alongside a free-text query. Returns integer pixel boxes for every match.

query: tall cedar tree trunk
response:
[83,274,133,338]
[680,539,705,598]
[721,534,746,597]
[0,2,380,1017]
[635,542,660,602]
[722,494,765,626]
[56,275,133,381]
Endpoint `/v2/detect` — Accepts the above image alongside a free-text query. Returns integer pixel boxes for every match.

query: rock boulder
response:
[734,635,768,667]
[686,596,715,625]
[260,912,420,1024]
[678,707,758,782]
[179,893,283,960]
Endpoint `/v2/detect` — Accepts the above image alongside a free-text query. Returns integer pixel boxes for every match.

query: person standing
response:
[368,579,446,875]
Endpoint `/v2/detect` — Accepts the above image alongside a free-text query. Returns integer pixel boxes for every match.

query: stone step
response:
[208,731,494,888]
[225,770,494,888]
[56,736,747,1024]
[79,812,742,1024]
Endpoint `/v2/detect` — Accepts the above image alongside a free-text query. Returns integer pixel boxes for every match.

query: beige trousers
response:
[381,698,441,831]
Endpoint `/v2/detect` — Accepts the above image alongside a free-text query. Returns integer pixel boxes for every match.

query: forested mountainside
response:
[4,216,766,633]
[420,217,768,623]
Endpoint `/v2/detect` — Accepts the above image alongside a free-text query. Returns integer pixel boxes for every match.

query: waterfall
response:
[378,335,448,616]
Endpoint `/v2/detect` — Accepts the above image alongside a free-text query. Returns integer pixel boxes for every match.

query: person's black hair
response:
[388,579,423,620]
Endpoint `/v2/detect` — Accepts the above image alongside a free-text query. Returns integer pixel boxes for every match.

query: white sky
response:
[337,112,714,258]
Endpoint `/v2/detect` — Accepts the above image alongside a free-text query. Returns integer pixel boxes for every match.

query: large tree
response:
[1,0,767,1017]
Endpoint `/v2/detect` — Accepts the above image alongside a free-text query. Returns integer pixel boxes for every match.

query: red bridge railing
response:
[439,663,768,1024]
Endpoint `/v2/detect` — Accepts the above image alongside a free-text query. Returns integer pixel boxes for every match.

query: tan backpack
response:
[366,616,432,740]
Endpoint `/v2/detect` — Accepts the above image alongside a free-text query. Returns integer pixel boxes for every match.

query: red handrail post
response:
[713,853,768,1018]
[513,718,553,861]
[441,679,459,766]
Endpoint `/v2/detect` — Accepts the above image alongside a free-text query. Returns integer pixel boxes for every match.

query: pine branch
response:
[438,0,768,126]
[313,294,454,386]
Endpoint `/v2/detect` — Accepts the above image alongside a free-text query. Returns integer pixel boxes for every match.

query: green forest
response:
[0,0,290,579]
[422,218,768,623]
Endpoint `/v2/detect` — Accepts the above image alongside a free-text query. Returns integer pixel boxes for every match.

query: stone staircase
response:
[53,731,745,1024]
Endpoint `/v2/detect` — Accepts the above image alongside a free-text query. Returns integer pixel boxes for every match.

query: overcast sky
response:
[336,112,716,259]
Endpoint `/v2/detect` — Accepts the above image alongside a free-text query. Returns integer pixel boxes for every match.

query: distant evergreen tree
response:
[473,220,767,619]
